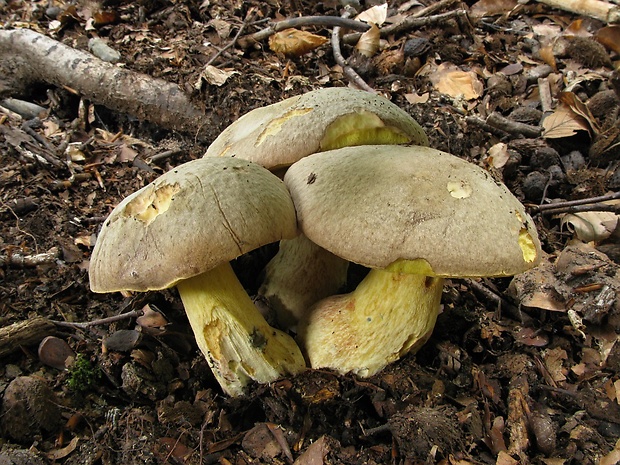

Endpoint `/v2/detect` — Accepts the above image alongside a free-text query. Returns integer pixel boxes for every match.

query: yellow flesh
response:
[320,111,412,151]
[177,262,306,396]
[299,270,444,377]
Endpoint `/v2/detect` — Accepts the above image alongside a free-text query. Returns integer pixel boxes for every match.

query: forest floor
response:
[0,0,620,464]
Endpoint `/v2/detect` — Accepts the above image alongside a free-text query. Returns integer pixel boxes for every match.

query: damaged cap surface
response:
[90,157,297,292]
[204,87,429,169]
[284,145,541,277]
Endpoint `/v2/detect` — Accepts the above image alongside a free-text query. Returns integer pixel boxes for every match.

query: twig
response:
[465,115,511,138]
[332,7,376,94]
[0,247,59,267]
[237,16,370,49]
[206,8,257,66]
[343,10,468,45]
[529,191,620,215]
[538,78,554,113]
[409,0,462,18]
[465,279,534,325]
[50,309,143,330]
[486,112,542,138]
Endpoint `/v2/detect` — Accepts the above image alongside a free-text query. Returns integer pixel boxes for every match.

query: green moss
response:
[67,354,101,392]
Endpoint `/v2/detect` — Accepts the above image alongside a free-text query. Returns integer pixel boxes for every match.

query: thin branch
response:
[486,112,542,138]
[332,8,376,94]
[237,16,370,49]
[206,8,257,66]
[50,309,143,330]
[529,191,620,215]
[343,10,468,45]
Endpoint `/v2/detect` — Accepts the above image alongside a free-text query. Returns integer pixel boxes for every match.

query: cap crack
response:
[209,183,243,255]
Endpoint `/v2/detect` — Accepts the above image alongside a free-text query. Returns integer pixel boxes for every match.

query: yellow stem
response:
[298,269,444,377]
[177,262,306,396]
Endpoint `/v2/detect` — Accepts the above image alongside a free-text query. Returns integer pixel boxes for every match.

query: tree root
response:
[0,29,209,140]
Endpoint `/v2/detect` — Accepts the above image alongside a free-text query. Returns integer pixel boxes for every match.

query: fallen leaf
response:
[355,3,388,25]
[469,0,518,18]
[496,450,518,465]
[596,25,620,55]
[356,23,380,57]
[404,92,429,104]
[197,64,239,87]
[542,104,590,138]
[487,142,509,169]
[599,438,620,465]
[543,347,568,383]
[560,209,619,242]
[559,92,600,134]
[46,437,79,461]
[430,63,483,100]
[269,28,328,57]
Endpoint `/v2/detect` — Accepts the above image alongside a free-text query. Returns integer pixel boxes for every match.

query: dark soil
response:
[1,0,619,464]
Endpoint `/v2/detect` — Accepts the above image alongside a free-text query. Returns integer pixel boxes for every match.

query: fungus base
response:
[177,262,306,396]
[298,270,444,377]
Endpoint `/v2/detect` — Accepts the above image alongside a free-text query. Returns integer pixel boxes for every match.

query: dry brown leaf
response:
[564,19,592,37]
[269,28,328,57]
[430,63,483,100]
[508,255,567,312]
[596,25,620,55]
[469,0,518,18]
[496,450,519,465]
[487,142,510,169]
[542,104,590,138]
[46,437,80,461]
[404,92,430,104]
[559,92,600,134]
[543,347,568,383]
[197,64,239,87]
[599,439,620,465]
[560,209,619,242]
[355,3,388,25]
[356,23,380,57]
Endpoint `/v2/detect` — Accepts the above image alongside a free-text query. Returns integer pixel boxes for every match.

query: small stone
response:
[0,376,62,443]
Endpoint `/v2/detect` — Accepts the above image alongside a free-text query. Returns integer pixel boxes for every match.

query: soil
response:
[1,0,620,464]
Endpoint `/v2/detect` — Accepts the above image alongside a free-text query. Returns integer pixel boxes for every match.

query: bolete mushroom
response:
[89,157,306,396]
[205,87,428,171]
[284,145,541,377]
[205,87,429,329]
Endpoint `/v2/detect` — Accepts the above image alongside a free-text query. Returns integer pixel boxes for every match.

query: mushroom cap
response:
[284,145,541,277]
[204,87,429,169]
[89,157,298,293]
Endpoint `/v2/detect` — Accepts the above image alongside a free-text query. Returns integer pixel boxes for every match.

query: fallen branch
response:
[0,317,57,358]
[0,247,60,267]
[0,29,209,140]
[331,7,376,94]
[486,112,542,138]
[236,16,370,49]
[343,9,469,45]
[535,0,620,23]
[529,191,620,215]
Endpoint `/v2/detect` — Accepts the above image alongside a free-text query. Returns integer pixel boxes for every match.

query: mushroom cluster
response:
[205,87,430,330]
[90,87,541,396]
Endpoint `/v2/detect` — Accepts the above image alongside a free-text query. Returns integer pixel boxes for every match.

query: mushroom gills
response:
[298,269,444,377]
[176,261,306,396]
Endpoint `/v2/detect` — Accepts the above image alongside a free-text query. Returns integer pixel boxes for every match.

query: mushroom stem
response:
[176,261,306,396]
[259,234,349,330]
[298,270,444,377]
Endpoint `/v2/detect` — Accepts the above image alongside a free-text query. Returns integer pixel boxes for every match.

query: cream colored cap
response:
[89,157,297,293]
[204,87,429,169]
[284,145,541,277]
